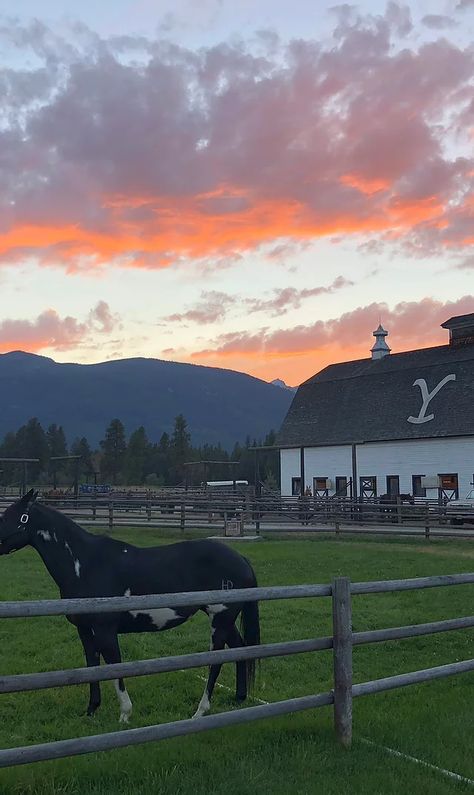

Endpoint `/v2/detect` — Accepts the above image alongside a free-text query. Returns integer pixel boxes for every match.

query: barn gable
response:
[277,332,474,448]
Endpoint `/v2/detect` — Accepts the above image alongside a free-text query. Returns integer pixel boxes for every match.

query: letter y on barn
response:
[407,374,456,424]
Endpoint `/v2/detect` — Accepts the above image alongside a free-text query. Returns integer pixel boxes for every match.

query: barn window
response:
[291,477,301,496]
[412,475,426,497]
[386,476,400,497]
[335,476,348,496]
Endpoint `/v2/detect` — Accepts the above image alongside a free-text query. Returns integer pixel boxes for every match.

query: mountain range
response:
[0,351,295,449]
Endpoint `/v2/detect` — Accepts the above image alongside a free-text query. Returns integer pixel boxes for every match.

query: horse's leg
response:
[77,625,101,716]
[192,615,228,719]
[226,624,247,701]
[96,626,132,723]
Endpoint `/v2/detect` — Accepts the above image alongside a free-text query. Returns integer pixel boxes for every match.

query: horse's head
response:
[0,488,38,555]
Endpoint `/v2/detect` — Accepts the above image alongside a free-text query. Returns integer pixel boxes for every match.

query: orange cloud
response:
[0,13,471,270]
[189,296,474,384]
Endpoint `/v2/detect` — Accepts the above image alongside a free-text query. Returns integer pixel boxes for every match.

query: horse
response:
[0,489,260,723]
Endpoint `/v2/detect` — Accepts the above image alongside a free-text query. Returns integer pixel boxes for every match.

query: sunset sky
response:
[0,0,472,386]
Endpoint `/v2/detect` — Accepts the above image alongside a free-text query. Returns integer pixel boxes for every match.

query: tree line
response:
[0,416,279,489]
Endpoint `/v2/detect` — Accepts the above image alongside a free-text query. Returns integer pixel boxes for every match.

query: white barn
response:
[277,313,474,502]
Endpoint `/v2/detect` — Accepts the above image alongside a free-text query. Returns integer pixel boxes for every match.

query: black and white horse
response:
[0,490,260,722]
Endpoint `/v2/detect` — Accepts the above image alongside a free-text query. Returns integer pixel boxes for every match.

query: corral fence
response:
[1,492,472,538]
[0,572,473,766]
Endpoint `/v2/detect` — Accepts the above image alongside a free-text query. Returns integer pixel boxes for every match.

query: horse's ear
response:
[20,489,37,507]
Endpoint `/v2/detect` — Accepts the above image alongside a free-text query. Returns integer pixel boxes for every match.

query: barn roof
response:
[276,342,474,447]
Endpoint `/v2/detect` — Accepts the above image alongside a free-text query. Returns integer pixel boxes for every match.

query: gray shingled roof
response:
[277,343,474,447]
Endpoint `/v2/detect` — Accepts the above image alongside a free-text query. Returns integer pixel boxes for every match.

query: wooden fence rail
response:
[0,572,473,766]
[1,494,473,537]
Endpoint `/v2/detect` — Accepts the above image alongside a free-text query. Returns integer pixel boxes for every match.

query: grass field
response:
[0,529,473,794]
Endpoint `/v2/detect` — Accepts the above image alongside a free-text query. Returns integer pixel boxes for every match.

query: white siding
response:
[304,446,352,492]
[358,437,474,496]
[280,448,301,495]
[280,437,474,497]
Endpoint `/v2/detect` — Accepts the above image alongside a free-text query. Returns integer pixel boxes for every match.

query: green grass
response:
[0,530,473,794]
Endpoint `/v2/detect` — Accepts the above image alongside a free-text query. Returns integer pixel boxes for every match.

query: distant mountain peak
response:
[271,378,297,393]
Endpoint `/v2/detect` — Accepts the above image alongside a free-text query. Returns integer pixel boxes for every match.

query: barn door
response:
[438,473,458,502]
[313,477,329,498]
[360,476,377,500]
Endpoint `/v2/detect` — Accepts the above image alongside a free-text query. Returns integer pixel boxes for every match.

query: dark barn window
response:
[412,475,426,497]
[335,476,348,497]
[291,477,301,496]
[386,476,400,497]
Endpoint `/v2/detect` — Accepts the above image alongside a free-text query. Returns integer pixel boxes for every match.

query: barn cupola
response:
[371,324,391,360]
[441,313,474,348]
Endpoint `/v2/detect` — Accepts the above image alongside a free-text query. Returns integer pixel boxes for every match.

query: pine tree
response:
[15,418,49,481]
[70,437,94,473]
[124,426,150,485]
[46,424,68,484]
[170,415,191,485]
[100,419,127,485]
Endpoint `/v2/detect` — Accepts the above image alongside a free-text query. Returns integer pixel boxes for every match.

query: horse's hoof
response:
[87,705,99,717]
[119,712,130,724]
[235,693,247,702]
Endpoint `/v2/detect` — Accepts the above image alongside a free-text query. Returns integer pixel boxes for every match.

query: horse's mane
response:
[35,501,93,540]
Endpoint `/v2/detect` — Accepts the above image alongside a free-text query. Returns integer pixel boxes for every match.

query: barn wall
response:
[358,437,474,496]
[280,437,474,497]
[280,448,301,495]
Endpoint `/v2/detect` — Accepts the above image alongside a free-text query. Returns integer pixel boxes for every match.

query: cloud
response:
[421,15,457,30]
[456,0,474,10]
[161,276,353,324]
[245,277,354,316]
[162,291,233,324]
[0,301,119,352]
[190,295,474,360]
[0,10,472,270]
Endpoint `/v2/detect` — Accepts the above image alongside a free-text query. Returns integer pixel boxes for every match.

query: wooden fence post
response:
[424,504,430,540]
[396,496,402,524]
[108,502,114,530]
[146,500,152,522]
[332,576,352,748]
[180,502,185,534]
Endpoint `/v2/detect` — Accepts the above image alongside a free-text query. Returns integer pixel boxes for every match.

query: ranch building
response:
[276,312,474,502]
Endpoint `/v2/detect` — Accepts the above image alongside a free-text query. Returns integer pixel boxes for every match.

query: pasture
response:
[0,529,473,794]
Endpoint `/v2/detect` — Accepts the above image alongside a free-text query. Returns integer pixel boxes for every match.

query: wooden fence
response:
[1,493,471,538]
[0,572,473,766]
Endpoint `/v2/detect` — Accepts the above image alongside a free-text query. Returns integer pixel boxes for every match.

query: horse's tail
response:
[240,596,260,692]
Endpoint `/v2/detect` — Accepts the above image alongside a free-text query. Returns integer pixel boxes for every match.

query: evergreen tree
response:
[100,419,127,484]
[46,424,68,484]
[124,426,150,485]
[170,415,191,485]
[70,437,94,474]
[15,418,49,481]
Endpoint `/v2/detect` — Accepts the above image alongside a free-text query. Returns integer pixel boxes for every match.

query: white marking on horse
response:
[206,604,228,615]
[192,690,210,719]
[407,374,456,424]
[74,559,81,578]
[124,588,131,597]
[37,530,52,542]
[64,541,73,556]
[113,680,132,723]
[129,608,179,629]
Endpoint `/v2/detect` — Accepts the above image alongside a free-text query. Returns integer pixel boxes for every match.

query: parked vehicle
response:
[446,489,474,525]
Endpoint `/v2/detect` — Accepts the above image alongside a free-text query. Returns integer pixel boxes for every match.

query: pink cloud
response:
[191,295,474,359]
[0,9,470,269]
[0,301,119,352]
